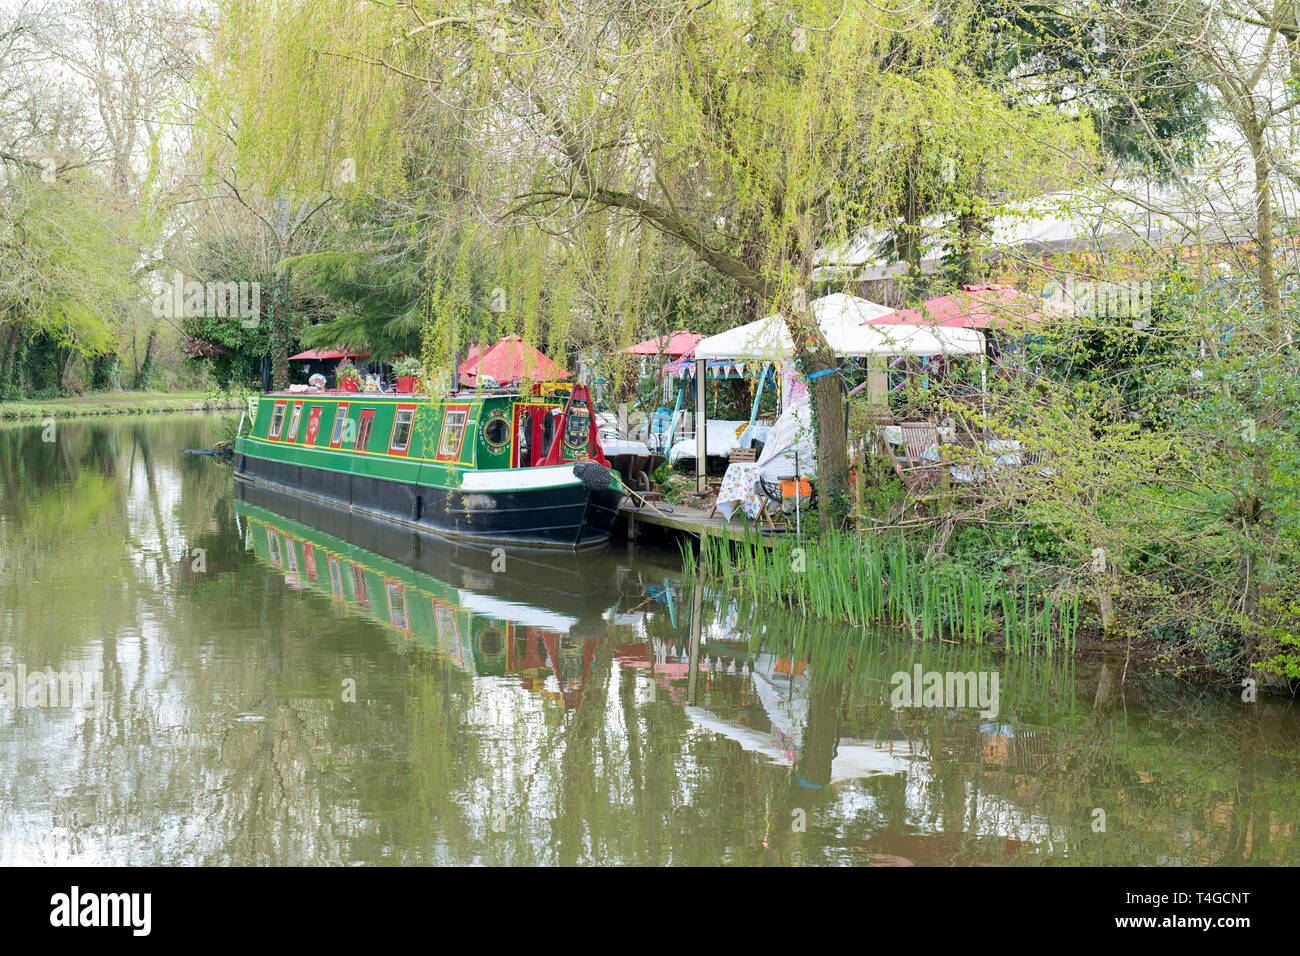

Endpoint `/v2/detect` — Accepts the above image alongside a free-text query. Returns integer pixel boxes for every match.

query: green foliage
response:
[690,528,1079,654]
[0,172,139,396]
[977,0,1211,176]
[286,250,426,360]
[393,355,423,376]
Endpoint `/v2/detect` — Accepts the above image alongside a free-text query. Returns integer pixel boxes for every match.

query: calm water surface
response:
[1,415,1298,865]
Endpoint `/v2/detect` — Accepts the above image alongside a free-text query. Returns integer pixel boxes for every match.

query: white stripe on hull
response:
[458,465,581,492]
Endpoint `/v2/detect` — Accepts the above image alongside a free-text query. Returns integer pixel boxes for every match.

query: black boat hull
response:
[234,452,622,549]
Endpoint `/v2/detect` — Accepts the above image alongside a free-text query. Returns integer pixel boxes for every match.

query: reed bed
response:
[681,530,1081,655]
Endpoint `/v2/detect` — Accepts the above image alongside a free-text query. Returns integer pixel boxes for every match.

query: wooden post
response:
[854,447,866,527]
[695,358,708,494]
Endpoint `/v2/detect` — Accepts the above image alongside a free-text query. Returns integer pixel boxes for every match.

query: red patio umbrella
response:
[868,284,1055,329]
[620,330,704,357]
[458,334,570,386]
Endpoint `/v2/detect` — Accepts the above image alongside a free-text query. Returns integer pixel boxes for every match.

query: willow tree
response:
[211,0,1092,528]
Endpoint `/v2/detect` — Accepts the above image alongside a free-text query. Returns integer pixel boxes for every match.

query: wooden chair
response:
[894,421,943,494]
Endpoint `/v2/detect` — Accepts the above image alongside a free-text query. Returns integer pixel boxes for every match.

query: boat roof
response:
[259,388,564,400]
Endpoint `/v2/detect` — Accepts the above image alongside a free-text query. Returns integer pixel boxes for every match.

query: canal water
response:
[1,414,1297,865]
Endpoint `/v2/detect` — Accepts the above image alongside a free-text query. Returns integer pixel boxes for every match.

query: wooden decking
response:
[617,498,789,546]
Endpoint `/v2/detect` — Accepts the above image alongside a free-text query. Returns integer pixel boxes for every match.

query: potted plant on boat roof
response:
[421,364,452,400]
[393,355,422,394]
[336,360,361,393]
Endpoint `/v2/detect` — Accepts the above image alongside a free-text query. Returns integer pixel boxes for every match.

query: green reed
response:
[686,528,1082,655]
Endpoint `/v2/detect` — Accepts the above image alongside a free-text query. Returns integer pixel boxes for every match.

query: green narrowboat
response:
[233,384,624,548]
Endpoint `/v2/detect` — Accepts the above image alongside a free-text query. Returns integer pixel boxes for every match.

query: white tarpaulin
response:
[694,293,983,360]
[756,403,817,479]
[667,420,772,465]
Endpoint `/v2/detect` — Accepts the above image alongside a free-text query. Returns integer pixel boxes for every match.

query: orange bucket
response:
[779,478,812,498]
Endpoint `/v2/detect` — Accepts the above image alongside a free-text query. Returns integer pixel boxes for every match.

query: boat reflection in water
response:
[235,482,650,708]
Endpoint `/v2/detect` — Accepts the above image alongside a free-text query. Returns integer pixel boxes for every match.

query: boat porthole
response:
[478,628,504,659]
[483,412,511,454]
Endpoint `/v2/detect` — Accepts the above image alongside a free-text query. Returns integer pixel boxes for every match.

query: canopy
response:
[621,330,704,357]
[693,293,895,361]
[870,284,1058,329]
[694,294,984,360]
[289,348,370,361]
[458,334,570,386]
[854,323,985,355]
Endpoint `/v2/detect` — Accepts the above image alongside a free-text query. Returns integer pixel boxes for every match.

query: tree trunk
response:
[1247,122,1280,323]
[811,366,851,531]
[271,272,291,390]
[2,320,21,376]
[134,329,158,390]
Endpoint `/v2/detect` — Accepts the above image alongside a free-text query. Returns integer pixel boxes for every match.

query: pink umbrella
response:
[868,284,1054,329]
[458,335,570,386]
[620,330,705,357]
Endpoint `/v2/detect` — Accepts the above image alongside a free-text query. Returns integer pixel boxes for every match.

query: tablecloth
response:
[715,462,765,520]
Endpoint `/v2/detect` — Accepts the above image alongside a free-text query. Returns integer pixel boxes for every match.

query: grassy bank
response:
[0,390,247,420]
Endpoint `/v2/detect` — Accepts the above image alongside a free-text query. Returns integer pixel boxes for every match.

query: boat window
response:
[483,412,510,449]
[328,556,343,597]
[439,410,468,458]
[516,415,531,466]
[354,410,375,451]
[286,403,303,442]
[390,408,415,452]
[268,403,286,438]
[537,409,556,464]
[352,564,369,608]
[331,403,349,446]
[564,404,590,451]
[387,583,409,631]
